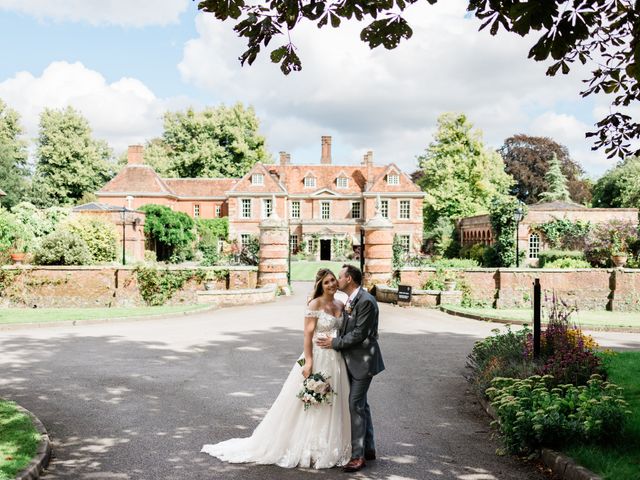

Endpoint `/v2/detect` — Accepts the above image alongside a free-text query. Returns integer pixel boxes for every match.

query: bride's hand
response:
[302,363,312,378]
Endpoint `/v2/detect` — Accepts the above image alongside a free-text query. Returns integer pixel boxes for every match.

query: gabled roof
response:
[98,165,175,196]
[270,165,385,194]
[368,163,421,193]
[73,202,125,212]
[228,163,287,194]
[311,188,339,196]
[164,178,238,197]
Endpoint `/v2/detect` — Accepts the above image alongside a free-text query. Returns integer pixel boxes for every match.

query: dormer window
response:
[336,176,349,188]
[387,174,399,185]
[251,173,264,185]
[304,176,316,188]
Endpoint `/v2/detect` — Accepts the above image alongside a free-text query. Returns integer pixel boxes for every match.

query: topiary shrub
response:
[543,258,592,269]
[33,230,93,265]
[62,215,118,263]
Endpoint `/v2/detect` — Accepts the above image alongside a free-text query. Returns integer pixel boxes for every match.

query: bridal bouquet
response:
[297,372,336,411]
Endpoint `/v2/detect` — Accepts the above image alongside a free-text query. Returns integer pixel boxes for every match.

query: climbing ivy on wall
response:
[489,197,527,267]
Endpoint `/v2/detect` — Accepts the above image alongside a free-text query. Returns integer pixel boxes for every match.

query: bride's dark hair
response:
[308,268,336,304]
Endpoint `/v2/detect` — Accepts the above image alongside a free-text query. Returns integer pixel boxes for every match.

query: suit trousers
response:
[348,373,374,458]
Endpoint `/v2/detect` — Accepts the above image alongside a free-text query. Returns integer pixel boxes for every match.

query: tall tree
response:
[162,103,271,178]
[539,153,571,203]
[499,135,592,205]
[417,113,513,230]
[197,1,640,159]
[0,99,29,208]
[31,107,114,207]
[592,156,640,208]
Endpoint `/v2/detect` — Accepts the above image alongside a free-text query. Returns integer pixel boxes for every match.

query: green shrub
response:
[63,215,118,263]
[134,266,197,306]
[140,204,195,263]
[429,258,479,269]
[543,258,592,269]
[538,249,585,267]
[460,243,492,266]
[33,230,93,265]
[144,250,157,263]
[487,374,630,454]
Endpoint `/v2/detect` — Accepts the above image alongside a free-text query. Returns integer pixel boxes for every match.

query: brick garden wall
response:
[399,267,640,311]
[0,266,258,308]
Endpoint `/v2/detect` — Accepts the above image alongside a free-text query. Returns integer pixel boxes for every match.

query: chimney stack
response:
[279,151,290,166]
[127,145,144,165]
[321,136,332,164]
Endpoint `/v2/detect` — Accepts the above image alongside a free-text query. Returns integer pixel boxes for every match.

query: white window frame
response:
[304,176,316,188]
[215,206,221,217]
[193,204,200,218]
[240,234,251,249]
[251,173,264,185]
[321,201,331,220]
[529,233,540,259]
[351,201,361,219]
[380,199,389,218]
[240,198,252,218]
[289,234,298,252]
[262,198,273,219]
[387,174,400,185]
[399,234,411,253]
[336,176,349,188]
[290,201,300,219]
[399,199,410,219]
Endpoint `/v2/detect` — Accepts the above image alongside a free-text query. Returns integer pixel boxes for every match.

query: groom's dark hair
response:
[342,264,362,286]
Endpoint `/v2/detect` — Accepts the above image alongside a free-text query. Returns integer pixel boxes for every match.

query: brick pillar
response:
[363,215,393,289]
[258,214,289,290]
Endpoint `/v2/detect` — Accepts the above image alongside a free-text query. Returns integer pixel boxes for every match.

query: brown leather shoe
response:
[343,457,366,472]
[364,449,376,460]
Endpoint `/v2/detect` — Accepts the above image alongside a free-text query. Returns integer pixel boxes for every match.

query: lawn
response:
[290,260,359,281]
[0,304,211,325]
[0,400,40,480]
[444,305,640,329]
[564,351,640,480]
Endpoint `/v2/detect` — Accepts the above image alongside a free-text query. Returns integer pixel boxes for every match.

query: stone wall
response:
[0,266,257,308]
[399,267,640,311]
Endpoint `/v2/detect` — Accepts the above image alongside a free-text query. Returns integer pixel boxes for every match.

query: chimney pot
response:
[321,136,332,164]
[279,151,289,165]
[127,145,144,165]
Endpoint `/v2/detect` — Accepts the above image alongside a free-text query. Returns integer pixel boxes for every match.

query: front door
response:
[320,239,331,261]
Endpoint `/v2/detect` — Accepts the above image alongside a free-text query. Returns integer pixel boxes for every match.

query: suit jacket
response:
[331,288,385,380]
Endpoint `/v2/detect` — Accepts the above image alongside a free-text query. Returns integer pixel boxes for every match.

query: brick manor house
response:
[96,137,425,260]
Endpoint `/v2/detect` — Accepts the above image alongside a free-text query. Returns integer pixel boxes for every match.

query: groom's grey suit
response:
[331,287,385,459]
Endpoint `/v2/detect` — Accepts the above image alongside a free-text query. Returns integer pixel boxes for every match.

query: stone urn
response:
[611,254,628,268]
[10,252,26,265]
[443,279,457,291]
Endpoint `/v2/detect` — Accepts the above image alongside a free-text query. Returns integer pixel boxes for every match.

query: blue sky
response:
[0,0,621,177]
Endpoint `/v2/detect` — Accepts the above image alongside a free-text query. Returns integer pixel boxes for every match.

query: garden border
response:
[6,400,52,480]
[476,394,602,480]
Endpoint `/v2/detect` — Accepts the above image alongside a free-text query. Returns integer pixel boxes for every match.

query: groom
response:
[317,264,385,472]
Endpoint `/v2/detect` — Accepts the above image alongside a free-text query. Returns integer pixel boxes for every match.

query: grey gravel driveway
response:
[1,282,638,480]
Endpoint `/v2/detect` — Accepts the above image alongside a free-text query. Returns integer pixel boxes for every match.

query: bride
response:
[201,268,351,468]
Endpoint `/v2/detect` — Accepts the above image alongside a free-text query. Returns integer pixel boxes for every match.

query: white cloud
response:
[179,0,611,176]
[0,61,188,156]
[0,0,190,27]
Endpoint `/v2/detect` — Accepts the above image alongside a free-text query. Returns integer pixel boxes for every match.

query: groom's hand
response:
[315,337,333,349]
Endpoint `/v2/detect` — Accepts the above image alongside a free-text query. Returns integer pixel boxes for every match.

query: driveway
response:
[1,283,638,479]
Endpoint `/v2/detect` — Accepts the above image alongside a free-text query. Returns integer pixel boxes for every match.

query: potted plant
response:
[203,269,229,290]
[610,233,628,267]
[10,237,28,265]
[443,270,457,291]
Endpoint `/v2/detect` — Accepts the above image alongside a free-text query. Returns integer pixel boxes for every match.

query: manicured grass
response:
[444,305,640,329]
[0,400,40,480]
[290,260,359,281]
[564,351,640,480]
[0,304,211,325]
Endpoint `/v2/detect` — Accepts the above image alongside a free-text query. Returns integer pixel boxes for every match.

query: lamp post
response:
[513,202,525,267]
[120,207,128,266]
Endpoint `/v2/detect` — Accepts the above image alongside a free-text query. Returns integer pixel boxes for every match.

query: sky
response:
[0,0,623,178]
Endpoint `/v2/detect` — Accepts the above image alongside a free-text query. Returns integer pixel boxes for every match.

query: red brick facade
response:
[97,138,425,259]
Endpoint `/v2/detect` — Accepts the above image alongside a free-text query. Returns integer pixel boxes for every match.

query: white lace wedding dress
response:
[201,309,352,469]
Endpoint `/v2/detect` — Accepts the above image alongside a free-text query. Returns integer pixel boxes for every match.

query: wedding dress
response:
[201,309,352,469]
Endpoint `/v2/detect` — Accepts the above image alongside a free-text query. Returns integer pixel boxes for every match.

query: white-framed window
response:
[304,176,316,188]
[193,204,200,218]
[399,200,410,219]
[240,234,251,249]
[321,201,331,220]
[351,201,361,219]
[290,201,300,219]
[380,199,389,218]
[262,198,273,218]
[241,199,252,218]
[387,174,400,185]
[399,234,411,253]
[289,234,298,252]
[215,206,221,217]
[251,173,264,185]
[336,176,348,188]
[529,233,540,259]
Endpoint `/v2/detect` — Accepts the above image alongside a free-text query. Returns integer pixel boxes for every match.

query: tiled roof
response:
[98,165,175,196]
[267,165,387,194]
[73,202,126,212]
[164,178,238,197]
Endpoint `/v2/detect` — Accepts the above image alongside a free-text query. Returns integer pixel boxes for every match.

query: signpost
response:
[398,285,412,305]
